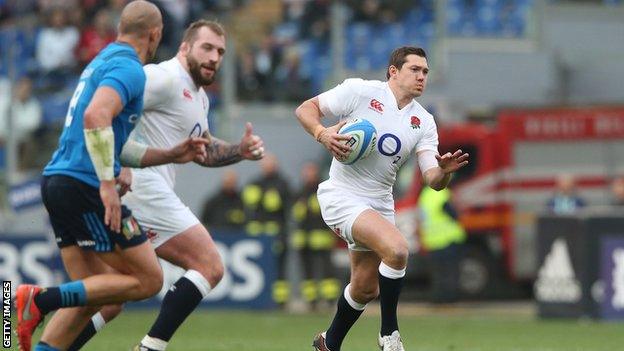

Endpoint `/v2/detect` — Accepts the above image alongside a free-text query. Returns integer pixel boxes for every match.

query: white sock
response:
[344,283,367,311]
[379,262,406,279]
[141,335,168,351]
[92,312,106,331]
[183,269,212,298]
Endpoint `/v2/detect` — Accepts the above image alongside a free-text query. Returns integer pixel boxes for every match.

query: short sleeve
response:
[99,58,145,106]
[142,64,174,110]
[318,78,363,119]
[416,117,439,153]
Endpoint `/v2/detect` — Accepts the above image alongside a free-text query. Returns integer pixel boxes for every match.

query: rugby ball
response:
[337,118,377,165]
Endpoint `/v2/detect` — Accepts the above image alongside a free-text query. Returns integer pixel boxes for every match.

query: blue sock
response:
[34,281,87,314]
[59,281,87,306]
[34,342,61,351]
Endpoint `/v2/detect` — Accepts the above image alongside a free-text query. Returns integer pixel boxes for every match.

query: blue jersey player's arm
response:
[84,61,208,232]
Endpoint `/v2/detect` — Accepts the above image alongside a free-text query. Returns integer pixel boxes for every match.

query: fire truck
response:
[393,106,624,298]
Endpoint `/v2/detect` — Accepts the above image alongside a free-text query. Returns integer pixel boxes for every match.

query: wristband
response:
[120,139,148,167]
[313,125,326,142]
[84,126,115,181]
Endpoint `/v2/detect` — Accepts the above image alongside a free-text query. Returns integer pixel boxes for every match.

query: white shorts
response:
[317,181,395,251]
[122,170,200,248]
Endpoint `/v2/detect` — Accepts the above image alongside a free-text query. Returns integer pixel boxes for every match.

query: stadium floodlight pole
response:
[330,1,347,82]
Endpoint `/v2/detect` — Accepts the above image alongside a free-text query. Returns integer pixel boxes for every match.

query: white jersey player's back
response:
[131,57,210,188]
[318,78,439,196]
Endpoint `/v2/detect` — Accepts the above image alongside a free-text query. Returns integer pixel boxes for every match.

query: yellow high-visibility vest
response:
[418,187,466,251]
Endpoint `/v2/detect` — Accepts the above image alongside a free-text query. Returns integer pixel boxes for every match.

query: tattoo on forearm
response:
[199,132,242,167]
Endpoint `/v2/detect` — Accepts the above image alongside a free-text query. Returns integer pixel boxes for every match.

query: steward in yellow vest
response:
[418,186,466,303]
[241,155,292,306]
[292,163,340,309]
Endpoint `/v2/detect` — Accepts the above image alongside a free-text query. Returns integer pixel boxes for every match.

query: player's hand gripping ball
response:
[337,118,377,165]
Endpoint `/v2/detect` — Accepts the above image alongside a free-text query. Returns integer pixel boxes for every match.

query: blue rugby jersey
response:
[43,42,145,187]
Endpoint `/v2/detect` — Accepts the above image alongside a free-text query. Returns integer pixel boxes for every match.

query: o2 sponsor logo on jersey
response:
[378,133,404,165]
[189,123,202,138]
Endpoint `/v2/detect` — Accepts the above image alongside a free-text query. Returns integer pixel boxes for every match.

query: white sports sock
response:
[92,312,106,331]
[183,269,212,298]
[344,283,367,311]
[379,262,406,279]
[141,335,168,351]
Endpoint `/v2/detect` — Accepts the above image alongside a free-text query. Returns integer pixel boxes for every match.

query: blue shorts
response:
[41,175,147,252]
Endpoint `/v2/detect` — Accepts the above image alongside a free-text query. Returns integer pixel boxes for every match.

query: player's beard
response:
[187,53,217,87]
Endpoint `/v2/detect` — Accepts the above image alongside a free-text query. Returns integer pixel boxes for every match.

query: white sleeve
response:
[417,149,439,174]
[318,78,363,119]
[415,117,439,153]
[143,64,174,110]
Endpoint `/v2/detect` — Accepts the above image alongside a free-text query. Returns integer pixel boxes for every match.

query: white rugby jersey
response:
[130,57,210,188]
[318,78,439,196]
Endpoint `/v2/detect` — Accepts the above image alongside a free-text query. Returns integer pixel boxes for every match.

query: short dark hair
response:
[386,46,427,79]
[182,19,225,44]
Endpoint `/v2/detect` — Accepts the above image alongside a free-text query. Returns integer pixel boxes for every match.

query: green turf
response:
[13,309,624,351]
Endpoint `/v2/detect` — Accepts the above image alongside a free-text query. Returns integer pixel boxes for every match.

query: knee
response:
[191,255,224,288]
[206,260,225,287]
[349,282,379,303]
[385,242,409,269]
[99,304,123,322]
[136,270,164,299]
[199,259,225,288]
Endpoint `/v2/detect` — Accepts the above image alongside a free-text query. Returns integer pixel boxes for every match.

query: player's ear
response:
[388,65,398,79]
[179,41,189,55]
[150,26,162,46]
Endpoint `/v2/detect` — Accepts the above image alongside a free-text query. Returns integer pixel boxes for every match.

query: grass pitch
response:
[18,306,624,351]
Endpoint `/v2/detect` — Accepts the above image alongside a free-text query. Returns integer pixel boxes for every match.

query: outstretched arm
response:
[196,122,264,167]
[421,149,469,191]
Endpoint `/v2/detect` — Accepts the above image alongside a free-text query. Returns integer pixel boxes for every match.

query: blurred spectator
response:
[152,0,191,59]
[107,0,128,28]
[37,0,79,12]
[418,184,467,303]
[0,77,43,171]
[282,0,308,22]
[237,50,261,100]
[241,153,292,305]
[253,36,280,101]
[291,161,339,310]
[0,78,10,137]
[201,169,246,233]
[274,46,312,101]
[35,7,79,73]
[299,0,330,39]
[546,173,587,214]
[611,176,624,207]
[352,0,382,23]
[76,9,115,67]
[0,77,41,142]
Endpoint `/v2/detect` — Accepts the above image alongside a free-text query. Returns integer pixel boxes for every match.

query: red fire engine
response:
[394,106,624,298]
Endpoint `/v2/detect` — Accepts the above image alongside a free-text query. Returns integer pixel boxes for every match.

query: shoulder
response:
[338,78,385,95]
[144,61,176,84]
[108,55,144,77]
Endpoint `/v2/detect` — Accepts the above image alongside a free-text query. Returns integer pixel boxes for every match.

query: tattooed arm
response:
[196,124,265,167]
[196,131,243,167]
